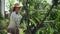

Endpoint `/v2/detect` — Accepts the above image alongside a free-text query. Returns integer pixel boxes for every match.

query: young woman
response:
[7,2,23,34]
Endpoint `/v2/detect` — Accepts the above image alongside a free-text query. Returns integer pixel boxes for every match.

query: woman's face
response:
[15,7,21,12]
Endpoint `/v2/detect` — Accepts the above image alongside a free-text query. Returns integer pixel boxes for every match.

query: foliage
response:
[1,0,60,34]
[0,12,3,20]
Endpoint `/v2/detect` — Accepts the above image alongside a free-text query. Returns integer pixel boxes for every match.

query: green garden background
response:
[0,0,60,34]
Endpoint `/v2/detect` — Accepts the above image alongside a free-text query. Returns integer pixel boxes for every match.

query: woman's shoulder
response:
[11,11,16,16]
[11,12,16,15]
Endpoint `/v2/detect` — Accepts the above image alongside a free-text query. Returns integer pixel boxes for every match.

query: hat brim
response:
[16,5,23,7]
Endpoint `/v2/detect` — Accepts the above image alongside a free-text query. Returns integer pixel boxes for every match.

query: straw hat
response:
[14,2,23,7]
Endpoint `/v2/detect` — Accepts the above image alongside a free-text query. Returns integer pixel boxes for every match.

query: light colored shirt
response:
[8,11,22,28]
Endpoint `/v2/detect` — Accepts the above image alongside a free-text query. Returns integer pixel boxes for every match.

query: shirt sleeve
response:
[10,13,15,24]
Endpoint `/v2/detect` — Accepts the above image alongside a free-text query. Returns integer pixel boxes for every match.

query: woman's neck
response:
[15,11,19,14]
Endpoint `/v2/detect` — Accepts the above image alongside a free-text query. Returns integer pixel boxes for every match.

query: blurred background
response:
[0,0,60,34]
